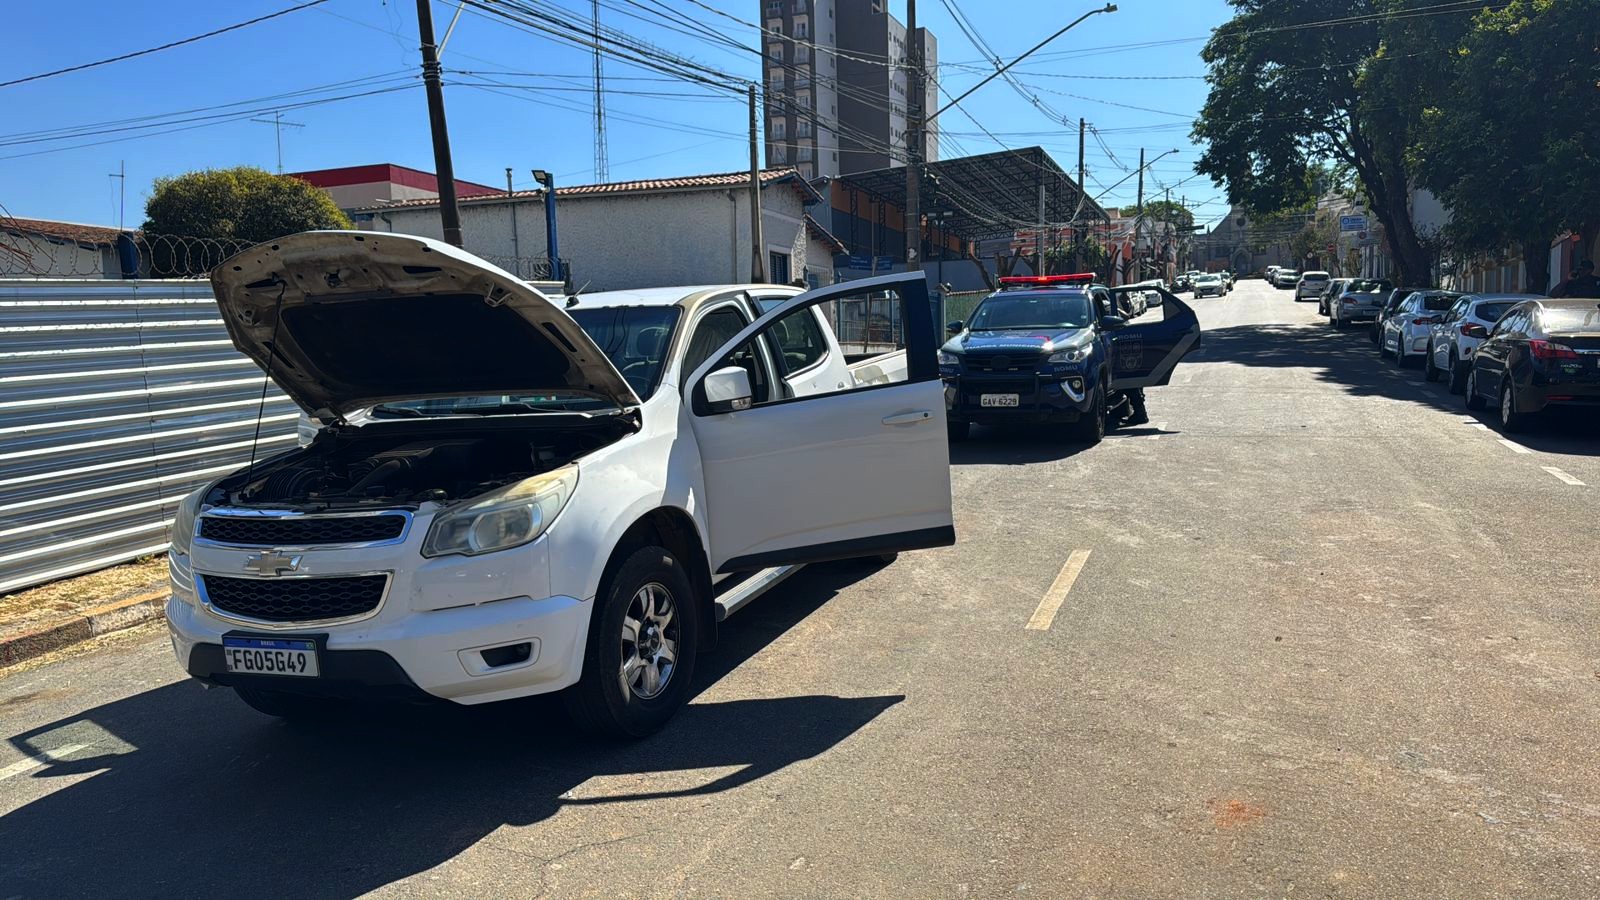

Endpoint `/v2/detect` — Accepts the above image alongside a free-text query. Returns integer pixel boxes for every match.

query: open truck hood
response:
[210,231,639,417]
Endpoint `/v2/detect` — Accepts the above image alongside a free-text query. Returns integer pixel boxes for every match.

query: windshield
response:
[970,291,1093,330]
[569,306,683,398]
[1303,273,1329,281]
[1474,301,1516,321]
[1541,306,1600,332]
[1197,275,1220,283]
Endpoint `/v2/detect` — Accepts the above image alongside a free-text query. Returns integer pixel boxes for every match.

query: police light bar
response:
[997,273,1095,286]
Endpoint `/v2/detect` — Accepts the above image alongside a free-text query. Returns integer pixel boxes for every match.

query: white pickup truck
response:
[166,232,952,736]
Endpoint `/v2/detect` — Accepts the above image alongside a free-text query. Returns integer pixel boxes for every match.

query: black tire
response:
[562,545,700,738]
[1464,366,1487,411]
[946,419,970,442]
[1499,380,1530,433]
[233,686,343,721]
[1069,381,1106,444]
[1393,333,1411,367]
[1377,328,1390,356]
[1333,312,1345,329]
[1368,322,1381,345]
[1424,345,1441,382]
[1447,354,1468,394]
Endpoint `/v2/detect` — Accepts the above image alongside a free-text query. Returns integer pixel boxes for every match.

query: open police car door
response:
[1104,285,1201,389]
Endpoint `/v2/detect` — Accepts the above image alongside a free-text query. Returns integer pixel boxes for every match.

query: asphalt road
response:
[4,278,1599,898]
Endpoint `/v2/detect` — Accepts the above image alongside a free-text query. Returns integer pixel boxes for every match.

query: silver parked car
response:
[1192,273,1226,298]
[1380,289,1460,366]
[1329,277,1393,329]
[1273,269,1300,288]
[1423,293,1536,391]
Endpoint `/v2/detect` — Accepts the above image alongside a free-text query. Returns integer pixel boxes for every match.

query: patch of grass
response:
[0,555,169,634]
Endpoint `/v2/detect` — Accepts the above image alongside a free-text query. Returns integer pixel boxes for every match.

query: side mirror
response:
[1098,315,1128,331]
[703,366,753,414]
[946,320,964,335]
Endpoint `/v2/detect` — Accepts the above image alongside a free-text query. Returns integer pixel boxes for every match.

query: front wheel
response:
[563,545,700,738]
[1424,345,1441,382]
[1464,366,1487,411]
[1447,354,1468,394]
[1069,382,1106,445]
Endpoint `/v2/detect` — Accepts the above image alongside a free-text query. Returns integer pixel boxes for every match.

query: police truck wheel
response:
[1069,382,1106,445]
[563,545,699,738]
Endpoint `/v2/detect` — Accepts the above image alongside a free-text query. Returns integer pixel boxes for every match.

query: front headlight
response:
[1048,346,1088,364]
[169,487,205,551]
[938,350,960,367]
[422,465,578,558]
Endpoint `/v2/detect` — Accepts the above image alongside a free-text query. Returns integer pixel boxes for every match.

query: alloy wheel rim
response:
[619,582,678,700]
[1502,385,1513,421]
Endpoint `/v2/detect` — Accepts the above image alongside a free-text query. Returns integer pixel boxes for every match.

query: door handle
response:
[882,410,933,426]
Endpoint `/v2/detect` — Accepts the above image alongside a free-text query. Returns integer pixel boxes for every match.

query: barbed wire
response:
[0,228,571,283]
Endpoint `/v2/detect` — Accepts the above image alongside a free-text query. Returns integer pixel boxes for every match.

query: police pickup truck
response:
[938,274,1201,442]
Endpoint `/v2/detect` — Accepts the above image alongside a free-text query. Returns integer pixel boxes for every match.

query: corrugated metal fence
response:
[1,280,297,594]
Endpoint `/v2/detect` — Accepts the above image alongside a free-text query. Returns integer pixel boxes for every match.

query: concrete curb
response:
[0,590,169,668]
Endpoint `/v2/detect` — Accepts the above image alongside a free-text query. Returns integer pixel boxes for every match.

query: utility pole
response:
[507,168,520,264]
[747,84,767,282]
[109,160,125,231]
[1077,118,1086,203]
[416,0,464,247]
[1037,181,1046,275]
[904,0,923,273]
[1135,148,1145,278]
[1077,118,1086,271]
[591,0,609,182]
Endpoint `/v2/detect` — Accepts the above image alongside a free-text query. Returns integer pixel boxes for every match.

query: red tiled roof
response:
[0,216,122,245]
[353,168,819,211]
[289,163,499,197]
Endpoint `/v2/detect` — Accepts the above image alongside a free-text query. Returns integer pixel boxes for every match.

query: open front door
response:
[684,273,954,574]
[1105,286,1202,390]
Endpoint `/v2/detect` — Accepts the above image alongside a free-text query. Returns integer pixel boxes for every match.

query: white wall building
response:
[352,168,843,292]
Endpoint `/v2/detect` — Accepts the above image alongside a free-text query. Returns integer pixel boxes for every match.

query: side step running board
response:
[713,565,801,622]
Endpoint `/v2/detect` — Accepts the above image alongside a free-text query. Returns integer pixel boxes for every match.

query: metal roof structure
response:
[834,146,1109,244]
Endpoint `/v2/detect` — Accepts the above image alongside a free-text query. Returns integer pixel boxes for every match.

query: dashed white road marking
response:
[1499,439,1532,454]
[1026,550,1092,631]
[1541,466,1585,486]
[0,743,90,783]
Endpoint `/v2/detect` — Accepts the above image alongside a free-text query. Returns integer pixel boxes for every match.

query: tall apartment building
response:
[761,0,938,180]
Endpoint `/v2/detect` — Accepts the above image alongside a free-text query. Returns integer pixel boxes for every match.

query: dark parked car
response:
[1317,278,1350,316]
[1464,298,1600,431]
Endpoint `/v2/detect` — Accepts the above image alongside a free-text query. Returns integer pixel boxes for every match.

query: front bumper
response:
[942,373,1093,424]
[166,526,592,705]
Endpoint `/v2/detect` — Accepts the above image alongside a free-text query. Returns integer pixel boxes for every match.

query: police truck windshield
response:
[969,293,1094,330]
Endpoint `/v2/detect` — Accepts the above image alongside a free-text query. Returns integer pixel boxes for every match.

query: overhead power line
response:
[0,0,332,89]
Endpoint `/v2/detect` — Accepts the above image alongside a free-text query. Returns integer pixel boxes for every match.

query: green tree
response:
[143,166,351,242]
[1413,0,1600,293]
[1119,200,1195,232]
[1192,1,1471,285]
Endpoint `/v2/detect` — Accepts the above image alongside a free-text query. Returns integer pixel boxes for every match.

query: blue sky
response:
[1,0,1235,228]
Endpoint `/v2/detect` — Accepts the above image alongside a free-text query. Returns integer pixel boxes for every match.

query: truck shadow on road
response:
[0,564,901,898]
[948,426,1097,465]
[1196,321,1600,455]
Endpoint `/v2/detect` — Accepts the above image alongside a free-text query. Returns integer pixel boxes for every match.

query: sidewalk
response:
[0,556,169,668]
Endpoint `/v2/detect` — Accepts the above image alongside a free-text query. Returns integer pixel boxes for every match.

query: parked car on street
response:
[1219,270,1235,291]
[1266,265,1280,282]
[1379,289,1461,366]
[1295,271,1330,302]
[1423,293,1529,391]
[940,274,1200,443]
[1464,298,1600,430]
[1317,278,1350,316]
[1273,269,1300,288]
[1329,277,1394,329]
[1192,273,1226,298]
[168,231,954,736]
[1368,286,1416,343]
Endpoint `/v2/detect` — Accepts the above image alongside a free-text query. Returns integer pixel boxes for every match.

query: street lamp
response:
[531,169,562,282]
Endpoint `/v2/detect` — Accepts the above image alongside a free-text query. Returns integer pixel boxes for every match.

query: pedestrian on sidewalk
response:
[1551,259,1600,298]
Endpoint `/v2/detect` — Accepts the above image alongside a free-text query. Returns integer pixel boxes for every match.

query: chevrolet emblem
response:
[243,551,303,577]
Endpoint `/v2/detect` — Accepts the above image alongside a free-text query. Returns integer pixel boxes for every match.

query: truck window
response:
[755,299,829,374]
[685,306,772,403]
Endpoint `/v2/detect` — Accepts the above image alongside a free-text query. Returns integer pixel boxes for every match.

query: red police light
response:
[997,273,1096,286]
